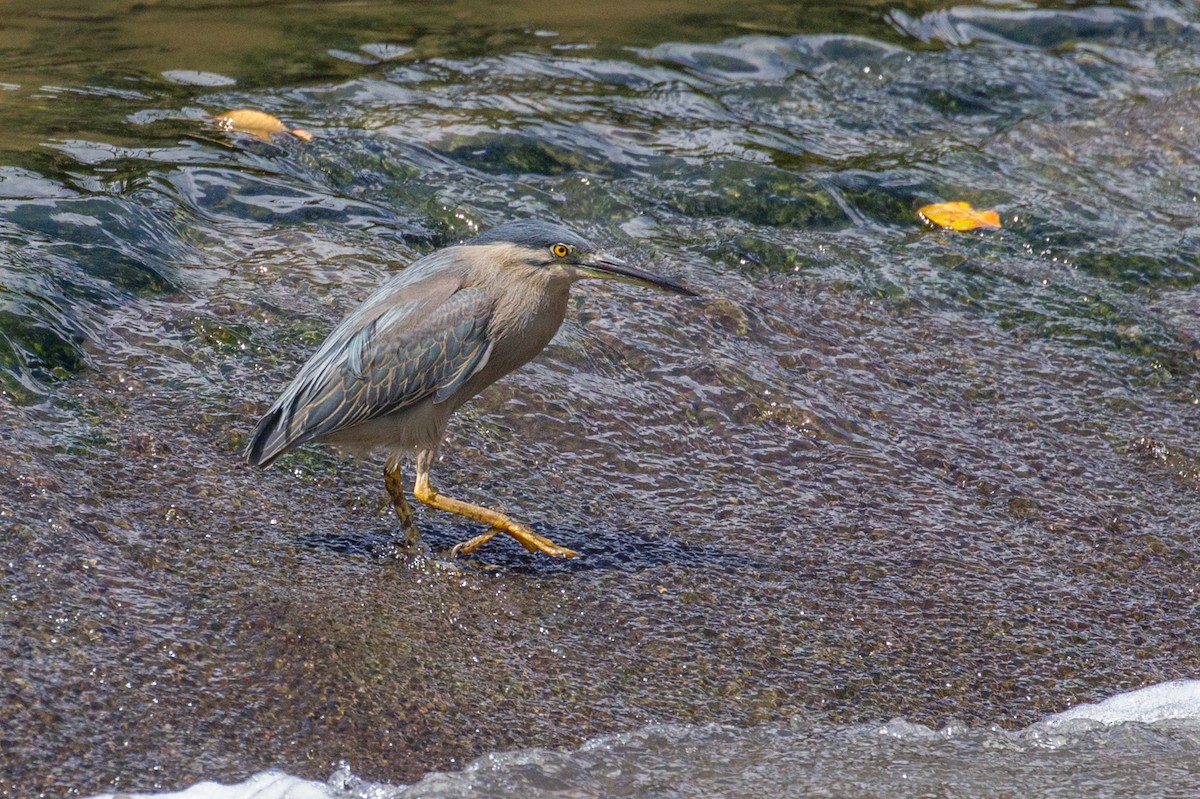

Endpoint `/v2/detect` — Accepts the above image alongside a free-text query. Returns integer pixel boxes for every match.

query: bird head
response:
[465,220,696,296]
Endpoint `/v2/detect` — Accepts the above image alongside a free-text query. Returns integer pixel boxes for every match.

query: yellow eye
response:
[551,243,571,259]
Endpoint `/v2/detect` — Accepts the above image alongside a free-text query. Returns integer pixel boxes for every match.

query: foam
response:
[1039,679,1200,727]
[89,770,331,799]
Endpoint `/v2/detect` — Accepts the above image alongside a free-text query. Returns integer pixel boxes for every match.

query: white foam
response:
[89,770,331,799]
[1039,679,1200,727]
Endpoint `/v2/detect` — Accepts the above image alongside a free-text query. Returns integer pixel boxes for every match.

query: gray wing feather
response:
[246,267,494,466]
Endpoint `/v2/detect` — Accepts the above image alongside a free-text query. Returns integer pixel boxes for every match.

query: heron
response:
[244,220,695,559]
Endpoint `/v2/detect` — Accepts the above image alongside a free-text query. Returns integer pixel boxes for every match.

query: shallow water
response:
[3,1,1200,796]
[85,682,1200,798]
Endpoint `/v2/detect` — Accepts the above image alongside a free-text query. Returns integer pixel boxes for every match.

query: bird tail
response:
[243,404,294,468]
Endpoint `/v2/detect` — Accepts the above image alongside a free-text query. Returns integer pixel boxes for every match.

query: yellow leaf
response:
[213,109,313,142]
[918,201,1001,231]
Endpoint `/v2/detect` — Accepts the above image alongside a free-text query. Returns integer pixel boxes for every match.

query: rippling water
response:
[3,1,1200,796]
[85,682,1200,798]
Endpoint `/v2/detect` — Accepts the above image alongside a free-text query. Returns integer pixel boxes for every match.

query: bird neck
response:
[486,270,571,372]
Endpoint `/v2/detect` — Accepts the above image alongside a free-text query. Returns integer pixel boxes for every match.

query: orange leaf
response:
[213,109,313,142]
[918,201,1001,231]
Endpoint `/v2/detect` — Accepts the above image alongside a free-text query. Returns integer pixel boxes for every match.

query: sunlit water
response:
[3,1,1200,796]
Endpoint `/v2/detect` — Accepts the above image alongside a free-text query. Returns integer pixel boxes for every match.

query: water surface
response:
[2,1,1199,796]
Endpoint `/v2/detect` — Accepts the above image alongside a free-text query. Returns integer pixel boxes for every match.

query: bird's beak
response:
[576,254,697,296]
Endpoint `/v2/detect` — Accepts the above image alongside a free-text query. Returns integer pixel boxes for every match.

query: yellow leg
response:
[448,527,501,558]
[383,458,426,553]
[412,450,579,559]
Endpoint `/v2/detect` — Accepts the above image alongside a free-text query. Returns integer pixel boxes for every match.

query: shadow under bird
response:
[244,220,695,559]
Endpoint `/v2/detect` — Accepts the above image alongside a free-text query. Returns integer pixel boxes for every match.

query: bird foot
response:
[450,524,579,559]
[412,477,579,559]
[513,527,579,558]
[450,528,499,558]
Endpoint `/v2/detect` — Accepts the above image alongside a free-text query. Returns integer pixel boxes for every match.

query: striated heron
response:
[244,220,695,559]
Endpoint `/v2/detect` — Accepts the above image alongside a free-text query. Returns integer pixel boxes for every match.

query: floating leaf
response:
[918,201,1001,231]
[213,109,313,142]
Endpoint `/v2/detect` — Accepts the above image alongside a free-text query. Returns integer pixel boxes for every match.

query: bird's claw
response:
[449,524,579,559]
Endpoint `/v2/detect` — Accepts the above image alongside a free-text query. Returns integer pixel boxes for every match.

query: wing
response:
[245,272,495,466]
